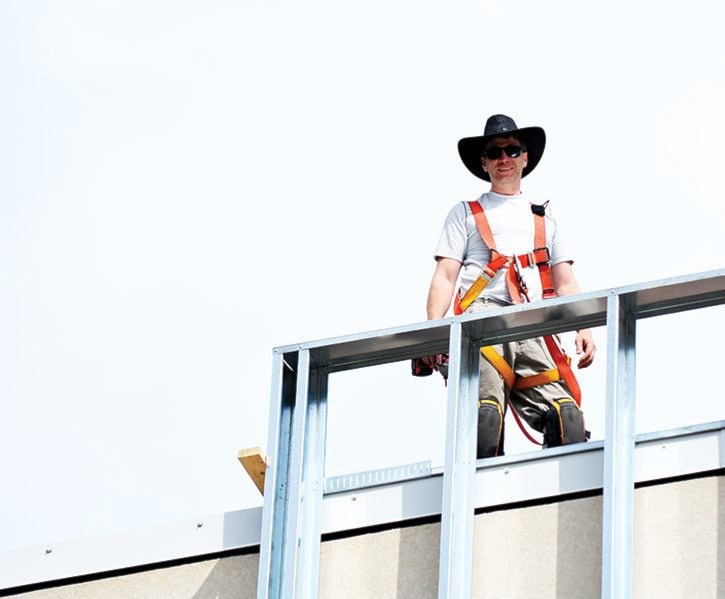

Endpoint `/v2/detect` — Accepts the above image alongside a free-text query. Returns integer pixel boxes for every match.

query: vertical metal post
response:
[294,365,328,597]
[277,349,311,598]
[438,321,479,599]
[258,350,297,599]
[258,349,328,599]
[601,293,637,599]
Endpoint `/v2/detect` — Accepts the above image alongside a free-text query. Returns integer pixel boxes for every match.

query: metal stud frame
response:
[256,270,725,599]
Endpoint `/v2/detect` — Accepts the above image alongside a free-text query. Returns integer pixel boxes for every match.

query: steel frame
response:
[256,269,725,599]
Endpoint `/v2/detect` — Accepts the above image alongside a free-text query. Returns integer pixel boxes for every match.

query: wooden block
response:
[237,447,266,495]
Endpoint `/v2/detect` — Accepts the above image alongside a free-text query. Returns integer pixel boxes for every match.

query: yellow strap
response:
[482,349,562,392]
[513,368,560,391]
[458,255,511,313]
[459,276,491,313]
[480,346,515,389]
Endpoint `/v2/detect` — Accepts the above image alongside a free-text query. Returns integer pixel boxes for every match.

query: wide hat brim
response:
[458,126,546,182]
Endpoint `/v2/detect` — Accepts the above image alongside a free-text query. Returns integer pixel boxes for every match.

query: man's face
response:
[480,136,528,186]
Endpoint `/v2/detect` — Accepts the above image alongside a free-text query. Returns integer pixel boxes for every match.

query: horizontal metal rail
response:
[257,269,725,599]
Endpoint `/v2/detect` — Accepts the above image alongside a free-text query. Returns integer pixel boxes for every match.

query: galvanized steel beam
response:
[438,321,479,599]
[293,363,328,597]
[258,351,296,599]
[602,293,637,599]
[275,270,724,372]
[258,350,328,599]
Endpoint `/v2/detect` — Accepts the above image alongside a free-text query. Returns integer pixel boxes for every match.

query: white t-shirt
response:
[434,191,573,304]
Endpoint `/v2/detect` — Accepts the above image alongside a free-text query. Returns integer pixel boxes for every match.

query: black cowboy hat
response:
[458,114,546,182]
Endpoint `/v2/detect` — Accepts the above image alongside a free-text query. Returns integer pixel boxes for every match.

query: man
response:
[426,114,596,457]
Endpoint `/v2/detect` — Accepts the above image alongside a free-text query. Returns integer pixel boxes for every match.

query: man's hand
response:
[574,329,596,368]
[419,354,449,381]
[422,354,447,368]
[552,262,596,368]
[422,355,436,368]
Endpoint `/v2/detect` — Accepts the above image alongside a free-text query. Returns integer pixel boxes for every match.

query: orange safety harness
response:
[454,200,581,445]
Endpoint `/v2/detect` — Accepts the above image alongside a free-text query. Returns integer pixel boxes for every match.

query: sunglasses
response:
[483,145,524,160]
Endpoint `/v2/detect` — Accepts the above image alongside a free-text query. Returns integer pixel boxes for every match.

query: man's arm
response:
[426,257,462,320]
[552,261,596,368]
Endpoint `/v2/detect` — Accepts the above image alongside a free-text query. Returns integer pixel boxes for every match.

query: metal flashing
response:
[0,506,263,592]
[324,461,432,494]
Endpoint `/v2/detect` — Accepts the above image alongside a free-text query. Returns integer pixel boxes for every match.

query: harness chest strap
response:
[454,200,555,314]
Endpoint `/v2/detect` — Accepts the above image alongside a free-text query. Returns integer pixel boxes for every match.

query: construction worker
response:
[425,114,596,457]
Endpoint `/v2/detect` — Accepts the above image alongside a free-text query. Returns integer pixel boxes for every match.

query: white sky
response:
[1,0,724,553]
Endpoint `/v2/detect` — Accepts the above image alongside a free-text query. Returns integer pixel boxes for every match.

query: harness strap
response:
[455,254,511,315]
[469,200,497,250]
[480,338,579,446]
[516,247,551,269]
[465,200,553,306]
[533,210,556,299]
[482,346,565,393]
[544,335,582,405]
[513,368,560,390]
[507,263,525,303]
[508,400,543,446]
[461,198,583,446]
[479,347,542,446]
[480,347,515,389]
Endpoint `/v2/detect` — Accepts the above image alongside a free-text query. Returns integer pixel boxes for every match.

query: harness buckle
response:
[513,256,528,293]
[532,246,551,264]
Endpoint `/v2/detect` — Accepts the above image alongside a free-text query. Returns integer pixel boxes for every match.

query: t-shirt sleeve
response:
[434,202,468,262]
[547,203,574,266]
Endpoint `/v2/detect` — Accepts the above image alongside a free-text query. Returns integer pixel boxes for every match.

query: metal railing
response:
[256,269,725,599]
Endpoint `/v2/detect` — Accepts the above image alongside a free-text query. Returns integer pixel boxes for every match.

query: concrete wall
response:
[11,474,725,599]
[9,554,260,599]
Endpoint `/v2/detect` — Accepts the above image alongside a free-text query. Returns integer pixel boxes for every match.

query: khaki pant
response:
[468,299,577,435]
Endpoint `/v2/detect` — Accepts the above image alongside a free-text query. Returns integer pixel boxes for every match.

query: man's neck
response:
[490,182,522,196]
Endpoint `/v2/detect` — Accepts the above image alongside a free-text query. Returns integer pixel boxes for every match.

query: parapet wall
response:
[11,473,724,599]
